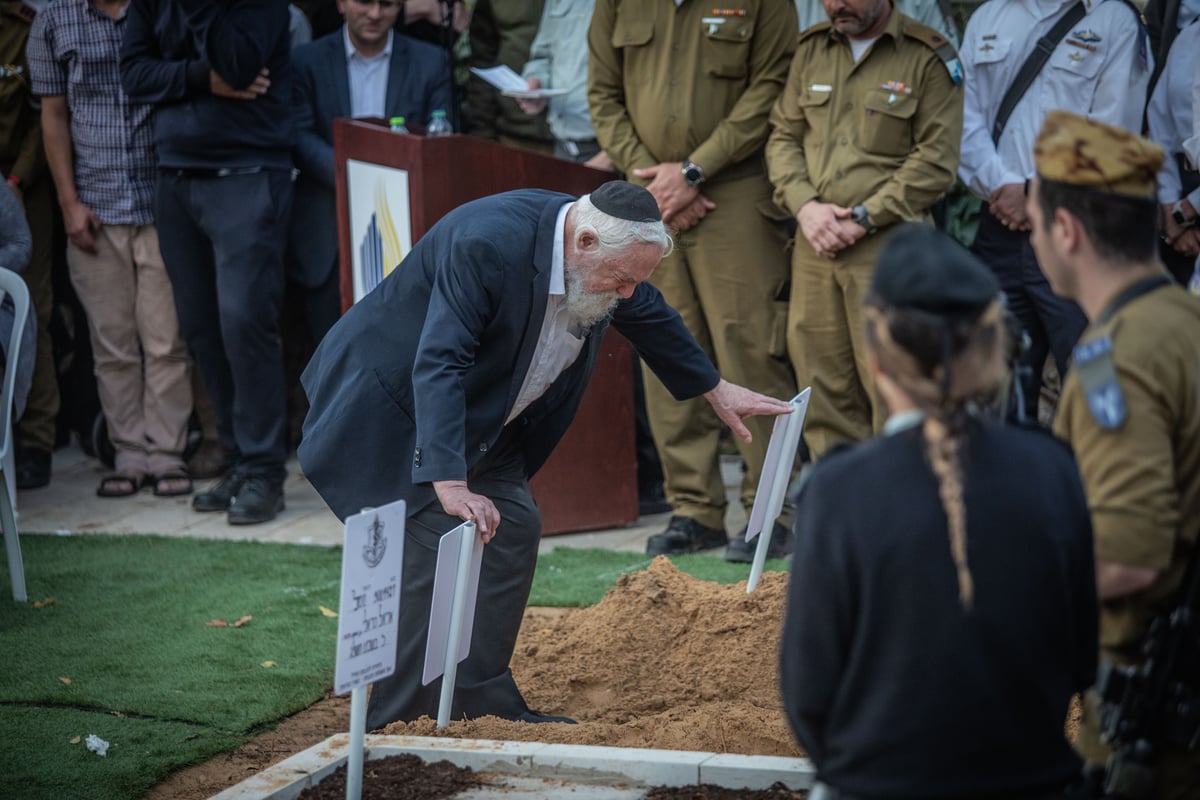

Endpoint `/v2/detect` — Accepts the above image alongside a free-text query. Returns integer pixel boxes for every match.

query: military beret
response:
[1034,110,1163,199]
[871,224,999,315]
[589,181,661,223]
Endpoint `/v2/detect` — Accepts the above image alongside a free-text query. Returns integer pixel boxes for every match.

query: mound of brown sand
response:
[380,557,803,757]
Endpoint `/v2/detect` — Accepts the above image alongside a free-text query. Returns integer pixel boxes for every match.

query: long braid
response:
[865,301,1008,611]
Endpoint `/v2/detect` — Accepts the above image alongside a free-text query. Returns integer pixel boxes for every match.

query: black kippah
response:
[589,181,661,223]
[871,223,999,315]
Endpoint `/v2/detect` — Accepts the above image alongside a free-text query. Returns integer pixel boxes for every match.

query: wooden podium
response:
[333,119,639,534]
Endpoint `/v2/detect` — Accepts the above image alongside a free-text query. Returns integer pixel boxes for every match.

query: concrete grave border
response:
[209,734,816,799]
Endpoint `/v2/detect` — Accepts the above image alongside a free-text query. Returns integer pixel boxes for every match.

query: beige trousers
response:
[67,224,192,475]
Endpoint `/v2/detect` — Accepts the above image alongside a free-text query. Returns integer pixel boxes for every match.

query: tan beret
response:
[1034,110,1163,198]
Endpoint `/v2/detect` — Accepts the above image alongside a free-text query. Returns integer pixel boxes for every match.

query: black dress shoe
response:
[515,710,577,724]
[227,476,284,525]
[724,521,792,563]
[193,473,244,512]
[645,515,728,556]
[15,447,51,490]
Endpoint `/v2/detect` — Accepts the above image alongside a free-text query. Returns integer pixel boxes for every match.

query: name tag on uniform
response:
[1074,335,1126,429]
[809,84,833,92]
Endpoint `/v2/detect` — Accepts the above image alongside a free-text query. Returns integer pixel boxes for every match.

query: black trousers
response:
[364,426,543,729]
[971,208,1087,422]
[155,169,291,482]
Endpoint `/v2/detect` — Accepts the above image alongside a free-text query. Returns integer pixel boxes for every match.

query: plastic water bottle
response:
[389,116,409,134]
[427,110,452,137]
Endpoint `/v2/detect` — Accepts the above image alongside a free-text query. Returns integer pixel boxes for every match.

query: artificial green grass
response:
[529,547,789,607]
[0,535,787,800]
[0,534,342,800]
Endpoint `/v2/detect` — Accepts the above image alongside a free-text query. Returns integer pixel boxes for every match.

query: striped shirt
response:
[27,0,156,225]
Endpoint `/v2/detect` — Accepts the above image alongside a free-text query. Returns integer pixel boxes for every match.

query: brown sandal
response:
[97,473,146,498]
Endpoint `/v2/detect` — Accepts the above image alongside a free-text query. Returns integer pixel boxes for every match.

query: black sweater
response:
[781,422,1097,799]
[120,0,293,170]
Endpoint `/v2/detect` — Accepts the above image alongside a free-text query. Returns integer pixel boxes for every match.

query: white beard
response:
[564,262,621,330]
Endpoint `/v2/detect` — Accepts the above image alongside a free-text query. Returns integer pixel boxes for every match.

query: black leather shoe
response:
[15,447,51,490]
[645,515,728,556]
[227,476,284,525]
[516,710,577,724]
[193,473,244,512]
[724,521,792,563]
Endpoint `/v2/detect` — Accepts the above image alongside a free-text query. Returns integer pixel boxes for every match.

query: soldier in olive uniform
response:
[1029,110,1200,797]
[1,0,60,489]
[466,0,555,154]
[765,0,963,460]
[588,0,801,558]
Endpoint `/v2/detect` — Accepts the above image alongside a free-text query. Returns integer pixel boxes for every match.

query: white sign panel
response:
[346,159,412,303]
[334,499,406,696]
[745,388,812,542]
[422,521,484,686]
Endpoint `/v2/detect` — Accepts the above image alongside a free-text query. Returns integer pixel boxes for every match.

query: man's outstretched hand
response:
[704,379,793,443]
[433,480,500,543]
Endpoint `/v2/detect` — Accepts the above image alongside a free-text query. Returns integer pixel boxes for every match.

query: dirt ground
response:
[145,559,798,799]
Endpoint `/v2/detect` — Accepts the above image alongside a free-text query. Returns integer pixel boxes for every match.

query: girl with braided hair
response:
[781,224,1099,799]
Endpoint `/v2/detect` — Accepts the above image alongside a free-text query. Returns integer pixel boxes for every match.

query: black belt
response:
[163,166,265,179]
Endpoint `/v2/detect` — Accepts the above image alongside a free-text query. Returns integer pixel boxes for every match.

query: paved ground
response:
[13,445,747,557]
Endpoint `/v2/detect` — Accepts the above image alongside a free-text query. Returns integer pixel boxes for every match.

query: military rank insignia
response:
[1074,335,1126,429]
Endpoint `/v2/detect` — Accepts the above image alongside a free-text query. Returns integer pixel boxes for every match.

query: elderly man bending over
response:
[299,181,792,730]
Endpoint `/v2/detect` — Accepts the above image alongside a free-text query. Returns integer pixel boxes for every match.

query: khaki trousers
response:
[67,224,192,475]
[642,173,796,530]
[788,231,891,460]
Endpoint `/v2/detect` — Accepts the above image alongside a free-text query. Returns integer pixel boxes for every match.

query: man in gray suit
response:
[290,0,452,341]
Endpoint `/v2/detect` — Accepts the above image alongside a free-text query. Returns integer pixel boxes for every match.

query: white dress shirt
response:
[1148,19,1200,207]
[1188,27,1200,167]
[344,27,392,119]
[958,0,1151,198]
[506,202,588,424]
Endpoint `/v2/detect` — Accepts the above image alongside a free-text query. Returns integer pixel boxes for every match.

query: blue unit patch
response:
[1074,335,1127,429]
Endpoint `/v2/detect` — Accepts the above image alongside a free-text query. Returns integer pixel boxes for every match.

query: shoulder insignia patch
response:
[1073,335,1126,429]
[902,19,963,85]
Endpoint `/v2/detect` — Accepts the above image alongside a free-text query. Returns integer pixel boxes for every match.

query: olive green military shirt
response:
[1054,277,1200,652]
[587,0,798,179]
[764,11,961,226]
[0,1,45,186]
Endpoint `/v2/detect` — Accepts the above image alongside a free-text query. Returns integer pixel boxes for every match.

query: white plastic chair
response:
[0,269,30,602]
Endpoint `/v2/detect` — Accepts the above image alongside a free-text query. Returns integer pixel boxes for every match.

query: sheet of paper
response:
[470,65,530,93]
[501,88,570,99]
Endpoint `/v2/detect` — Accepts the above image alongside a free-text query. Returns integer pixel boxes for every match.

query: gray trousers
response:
[364,427,542,729]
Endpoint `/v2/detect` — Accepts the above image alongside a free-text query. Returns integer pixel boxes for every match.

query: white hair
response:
[572,194,675,257]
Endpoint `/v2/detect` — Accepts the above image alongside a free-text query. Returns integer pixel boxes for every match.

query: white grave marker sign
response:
[334,499,406,696]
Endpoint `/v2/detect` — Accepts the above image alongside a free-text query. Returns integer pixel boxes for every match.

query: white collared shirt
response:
[958,0,1151,198]
[343,26,392,119]
[1148,19,1200,206]
[506,202,588,424]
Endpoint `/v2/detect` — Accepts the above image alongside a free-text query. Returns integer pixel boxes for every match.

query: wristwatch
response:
[681,160,705,187]
[850,204,878,235]
[1171,200,1195,227]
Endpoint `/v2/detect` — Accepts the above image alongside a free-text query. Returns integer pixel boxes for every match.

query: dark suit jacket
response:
[299,189,720,521]
[288,29,452,287]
